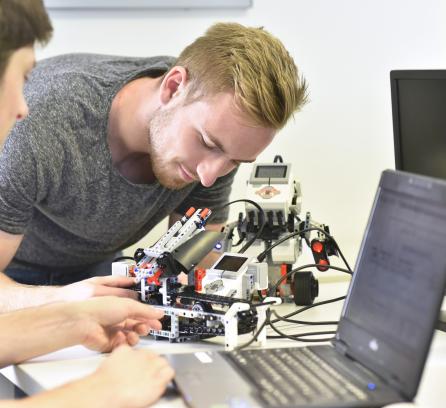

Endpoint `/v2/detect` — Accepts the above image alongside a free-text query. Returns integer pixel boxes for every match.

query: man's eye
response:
[200,134,212,149]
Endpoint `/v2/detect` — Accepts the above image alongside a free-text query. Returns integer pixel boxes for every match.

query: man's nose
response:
[196,156,231,187]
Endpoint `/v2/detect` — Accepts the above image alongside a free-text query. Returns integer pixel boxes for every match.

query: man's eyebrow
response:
[204,129,255,163]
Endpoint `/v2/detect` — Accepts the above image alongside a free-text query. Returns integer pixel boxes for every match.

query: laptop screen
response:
[337,170,446,399]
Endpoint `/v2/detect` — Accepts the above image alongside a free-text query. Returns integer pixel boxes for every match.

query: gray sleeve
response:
[0,72,66,234]
[0,128,40,234]
[175,168,238,223]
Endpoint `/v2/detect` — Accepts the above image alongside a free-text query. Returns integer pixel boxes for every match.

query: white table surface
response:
[1,280,446,407]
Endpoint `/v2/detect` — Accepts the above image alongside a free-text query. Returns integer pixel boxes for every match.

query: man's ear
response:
[159,66,188,105]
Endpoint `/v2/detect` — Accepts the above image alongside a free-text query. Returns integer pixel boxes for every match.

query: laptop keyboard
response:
[225,347,370,407]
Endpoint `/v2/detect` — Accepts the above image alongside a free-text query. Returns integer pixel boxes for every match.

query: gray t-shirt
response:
[0,53,235,272]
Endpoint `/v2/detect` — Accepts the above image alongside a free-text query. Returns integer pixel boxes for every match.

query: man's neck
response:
[107,76,160,184]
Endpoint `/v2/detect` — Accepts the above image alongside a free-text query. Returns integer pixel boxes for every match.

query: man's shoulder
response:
[24,53,176,121]
[27,53,175,104]
[34,53,175,80]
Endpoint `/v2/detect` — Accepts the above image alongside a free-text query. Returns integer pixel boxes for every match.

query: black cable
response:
[235,309,271,350]
[267,296,345,342]
[236,292,346,349]
[324,236,352,274]
[269,317,336,342]
[235,285,346,349]
[271,295,346,322]
[265,265,348,334]
[257,226,353,273]
[253,301,276,308]
[298,216,353,273]
[266,336,335,341]
[236,265,349,348]
[256,226,322,262]
[269,263,352,298]
[210,199,266,254]
[234,300,280,350]
[271,327,337,340]
[211,200,353,274]
[268,331,336,342]
[271,309,338,325]
[202,199,353,344]
[231,235,245,247]
[256,290,265,302]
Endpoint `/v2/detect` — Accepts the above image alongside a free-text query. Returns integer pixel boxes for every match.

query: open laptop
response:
[166,170,446,408]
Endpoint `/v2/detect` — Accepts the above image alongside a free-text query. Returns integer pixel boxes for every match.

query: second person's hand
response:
[69,297,164,352]
[59,275,139,302]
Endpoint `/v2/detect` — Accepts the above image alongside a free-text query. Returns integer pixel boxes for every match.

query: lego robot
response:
[112,207,280,350]
[223,156,338,305]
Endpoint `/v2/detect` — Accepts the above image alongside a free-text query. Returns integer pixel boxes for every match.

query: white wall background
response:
[38,0,446,267]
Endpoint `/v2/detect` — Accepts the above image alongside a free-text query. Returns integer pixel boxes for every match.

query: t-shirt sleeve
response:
[0,73,63,235]
[0,125,40,234]
[175,168,238,224]
[0,62,84,235]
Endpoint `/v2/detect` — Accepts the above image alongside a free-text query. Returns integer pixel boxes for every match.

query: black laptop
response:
[167,170,446,408]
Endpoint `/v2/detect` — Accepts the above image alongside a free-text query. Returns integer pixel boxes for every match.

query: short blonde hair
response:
[176,22,308,129]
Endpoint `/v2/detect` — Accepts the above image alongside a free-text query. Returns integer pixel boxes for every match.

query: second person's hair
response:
[0,0,53,78]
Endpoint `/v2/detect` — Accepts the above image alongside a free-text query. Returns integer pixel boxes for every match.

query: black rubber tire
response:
[293,272,319,305]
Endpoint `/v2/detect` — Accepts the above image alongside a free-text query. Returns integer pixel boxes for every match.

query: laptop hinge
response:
[332,338,349,355]
[333,338,406,397]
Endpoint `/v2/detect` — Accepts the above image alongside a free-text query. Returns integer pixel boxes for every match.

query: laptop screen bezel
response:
[335,169,446,400]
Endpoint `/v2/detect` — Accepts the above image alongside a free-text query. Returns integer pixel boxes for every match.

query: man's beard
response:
[147,106,191,190]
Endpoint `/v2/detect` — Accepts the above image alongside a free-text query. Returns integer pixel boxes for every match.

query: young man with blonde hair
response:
[0,21,307,301]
